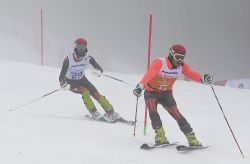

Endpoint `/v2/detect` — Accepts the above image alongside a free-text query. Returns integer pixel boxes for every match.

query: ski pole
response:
[9,89,60,112]
[143,106,148,135]
[91,69,134,87]
[211,86,244,158]
[133,97,139,136]
[103,74,134,87]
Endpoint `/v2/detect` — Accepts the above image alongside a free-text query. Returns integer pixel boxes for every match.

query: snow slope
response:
[0,61,249,164]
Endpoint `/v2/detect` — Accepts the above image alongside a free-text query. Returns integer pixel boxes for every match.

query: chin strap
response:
[73,52,85,59]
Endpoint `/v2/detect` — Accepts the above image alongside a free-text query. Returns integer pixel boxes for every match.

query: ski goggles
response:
[75,44,87,51]
[169,48,186,62]
[173,54,185,62]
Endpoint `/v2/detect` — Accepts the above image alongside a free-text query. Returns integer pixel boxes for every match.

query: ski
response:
[176,145,209,151]
[85,114,109,123]
[85,114,135,126]
[140,142,178,150]
[116,117,135,126]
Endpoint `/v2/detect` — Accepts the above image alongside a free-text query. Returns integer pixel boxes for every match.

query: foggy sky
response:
[0,0,250,80]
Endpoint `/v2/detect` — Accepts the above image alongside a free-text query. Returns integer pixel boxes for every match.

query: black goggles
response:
[76,44,87,51]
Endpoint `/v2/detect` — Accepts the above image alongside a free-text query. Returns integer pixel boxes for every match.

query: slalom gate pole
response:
[133,97,139,136]
[211,86,244,158]
[40,8,44,66]
[143,14,153,135]
[9,89,60,112]
[104,74,134,87]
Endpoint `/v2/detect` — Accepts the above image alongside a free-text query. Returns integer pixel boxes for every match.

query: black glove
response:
[133,83,144,97]
[201,73,213,85]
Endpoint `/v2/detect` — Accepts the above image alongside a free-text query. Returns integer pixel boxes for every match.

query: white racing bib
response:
[65,53,90,80]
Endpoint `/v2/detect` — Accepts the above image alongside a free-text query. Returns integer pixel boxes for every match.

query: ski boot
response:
[89,109,102,120]
[185,132,202,146]
[103,111,120,123]
[155,127,169,145]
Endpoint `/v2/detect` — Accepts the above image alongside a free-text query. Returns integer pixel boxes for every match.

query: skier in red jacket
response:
[133,44,213,146]
[59,38,120,122]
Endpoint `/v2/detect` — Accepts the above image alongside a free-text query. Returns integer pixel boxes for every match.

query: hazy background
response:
[0,0,250,81]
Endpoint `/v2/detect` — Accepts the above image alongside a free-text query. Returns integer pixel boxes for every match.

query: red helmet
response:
[75,38,87,45]
[169,44,186,56]
[74,38,88,56]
